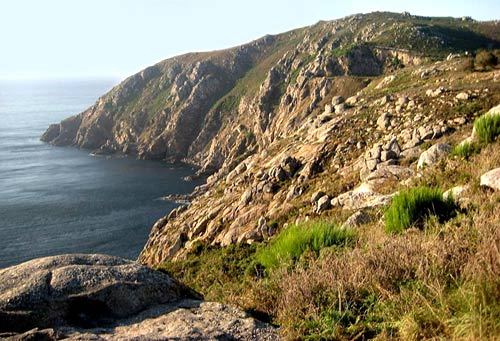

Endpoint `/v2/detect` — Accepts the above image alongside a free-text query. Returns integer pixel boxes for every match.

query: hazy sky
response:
[0,0,498,80]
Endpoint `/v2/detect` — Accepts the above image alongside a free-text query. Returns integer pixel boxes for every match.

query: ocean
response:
[0,79,202,269]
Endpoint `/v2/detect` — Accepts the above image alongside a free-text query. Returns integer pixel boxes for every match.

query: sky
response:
[0,0,498,81]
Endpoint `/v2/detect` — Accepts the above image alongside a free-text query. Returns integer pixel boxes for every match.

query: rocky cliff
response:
[41,12,500,267]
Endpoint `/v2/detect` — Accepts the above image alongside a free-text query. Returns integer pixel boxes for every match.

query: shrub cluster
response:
[385,186,457,233]
[474,49,498,70]
[452,141,480,160]
[474,113,500,144]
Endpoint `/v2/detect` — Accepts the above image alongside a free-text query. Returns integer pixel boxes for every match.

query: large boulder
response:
[417,143,452,170]
[0,255,279,340]
[331,188,395,211]
[362,165,415,192]
[0,254,189,332]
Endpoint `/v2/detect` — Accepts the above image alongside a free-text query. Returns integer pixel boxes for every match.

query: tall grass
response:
[385,187,457,233]
[452,141,480,160]
[474,114,500,144]
[256,221,356,269]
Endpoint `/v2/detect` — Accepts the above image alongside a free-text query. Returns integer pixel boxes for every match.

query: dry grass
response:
[269,141,500,340]
[159,139,500,340]
[275,202,499,339]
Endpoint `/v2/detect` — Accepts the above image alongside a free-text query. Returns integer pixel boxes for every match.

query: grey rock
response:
[362,165,415,192]
[480,168,500,191]
[378,95,390,106]
[334,103,347,113]
[455,92,469,100]
[331,190,394,210]
[315,195,331,213]
[377,113,391,130]
[167,205,187,220]
[418,126,434,140]
[2,328,59,340]
[426,87,445,97]
[384,138,401,157]
[299,159,322,180]
[443,185,469,207]
[417,143,452,170]
[269,166,287,182]
[400,147,421,164]
[341,211,372,228]
[380,150,398,162]
[286,185,304,201]
[331,95,344,105]
[397,96,409,106]
[311,190,326,204]
[402,130,422,149]
[1,256,279,340]
[281,156,301,177]
[345,95,358,106]
[58,300,279,341]
[0,254,187,333]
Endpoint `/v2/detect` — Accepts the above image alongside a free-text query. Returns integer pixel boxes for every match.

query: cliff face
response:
[41,12,500,266]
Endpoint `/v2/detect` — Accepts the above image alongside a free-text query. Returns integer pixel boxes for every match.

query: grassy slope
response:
[158,142,500,341]
[156,53,500,339]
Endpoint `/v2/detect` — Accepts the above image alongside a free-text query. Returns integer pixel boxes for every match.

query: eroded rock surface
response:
[0,254,187,332]
[0,255,278,340]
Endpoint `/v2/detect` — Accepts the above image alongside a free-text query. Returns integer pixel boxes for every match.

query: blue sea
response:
[0,79,202,269]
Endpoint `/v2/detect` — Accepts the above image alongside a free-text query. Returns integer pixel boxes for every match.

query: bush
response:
[385,187,457,233]
[256,221,356,269]
[474,50,497,70]
[452,141,480,160]
[474,113,500,144]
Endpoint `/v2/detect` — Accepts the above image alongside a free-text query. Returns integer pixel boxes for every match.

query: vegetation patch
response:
[474,113,500,144]
[474,49,499,71]
[256,221,357,269]
[385,186,457,233]
[156,242,260,302]
[452,141,480,160]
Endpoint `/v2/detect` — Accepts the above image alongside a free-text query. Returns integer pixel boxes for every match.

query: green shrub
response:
[474,113,500,144]
[256,221,356,269]
[452,141,480,160]
[385,187,457,233]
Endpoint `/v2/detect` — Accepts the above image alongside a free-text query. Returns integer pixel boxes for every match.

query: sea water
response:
[0,79,202,268]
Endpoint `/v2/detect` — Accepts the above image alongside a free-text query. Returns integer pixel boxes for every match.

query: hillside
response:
[40,11,500,339]
[42,12,498,172]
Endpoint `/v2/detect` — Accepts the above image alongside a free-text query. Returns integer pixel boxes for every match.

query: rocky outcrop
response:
[0,254,188,332]
[0,255,278,340]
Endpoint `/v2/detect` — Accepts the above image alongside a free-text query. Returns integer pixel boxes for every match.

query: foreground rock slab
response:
[0,254,186,332]
[58,300,279,341]
[0,254,279,340]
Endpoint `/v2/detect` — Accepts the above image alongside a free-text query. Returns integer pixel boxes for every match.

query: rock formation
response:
[0,254,278,340]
